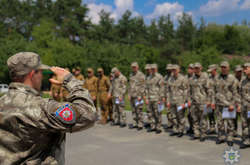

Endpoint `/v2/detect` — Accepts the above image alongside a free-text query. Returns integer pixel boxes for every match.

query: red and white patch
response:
[55,104,76,124]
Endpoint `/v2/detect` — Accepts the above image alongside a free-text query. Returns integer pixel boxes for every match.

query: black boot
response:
[227,141,233,147]
[216,138,225,144]
[120,123,127,128]
[155,129,162,134]
[177,133,184,138]
[200,137,206,142]
[169,132,179,136]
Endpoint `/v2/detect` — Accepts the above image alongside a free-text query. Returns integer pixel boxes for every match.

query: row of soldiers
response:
[50,61,250,149]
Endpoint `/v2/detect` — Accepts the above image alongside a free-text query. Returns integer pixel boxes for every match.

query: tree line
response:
[0,0,249,88]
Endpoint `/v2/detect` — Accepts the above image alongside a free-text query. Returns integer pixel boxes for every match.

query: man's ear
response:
[27,70,35,79]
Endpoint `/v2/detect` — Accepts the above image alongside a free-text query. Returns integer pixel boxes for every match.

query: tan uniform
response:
[75,74,84,81]
[84,76,98,108]
[0,74,96,165]
[97,75,111,123]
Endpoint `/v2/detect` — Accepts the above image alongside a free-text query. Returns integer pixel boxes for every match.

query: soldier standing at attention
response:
[188,62,211,142]
[84,68,98,108]
[128,62,145,131]
[207,64,218,135]
[215,61,239,146]
[144,64,152,128]
[166,65,188,137]
[0,52,96,164]
[108,67,127,128]
[97,68,111,124]
[74,67,84,81]
[186,64,194,135]
[145,64,164,134]
[164,64,174,130]
[239,63,250,149]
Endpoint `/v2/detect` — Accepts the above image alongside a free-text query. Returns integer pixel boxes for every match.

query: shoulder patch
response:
[55,104,76,124]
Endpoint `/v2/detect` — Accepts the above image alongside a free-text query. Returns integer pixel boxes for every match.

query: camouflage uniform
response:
[146,64,164,131]
[0,52,96,165]
[144,64,152,126]
[240,64,250,146]
[109,68,127,125]
[215,62,238,143]
[166,65,188,134]
[97,68,111,124]
[164,64,174,128]
[84,68,98,108]
[128,62,145,129]
[188,63,211,139]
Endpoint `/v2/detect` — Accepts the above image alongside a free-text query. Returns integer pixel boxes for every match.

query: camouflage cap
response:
[111,67,119,73]
[243,63,250,68]
[207,64,217,72]
[7,52,50,77]
[220,61,229,67]
[171,64,180,70]
[75,66,81,71]
[188,63,194,68]
[234,65,243,72]
[97,68,104,72]
[145,64,151,70]
[194,62,202,68]
[87,68,94,73]
[151,64,158,69]
[131,62,138,67]
[166,64,173,70]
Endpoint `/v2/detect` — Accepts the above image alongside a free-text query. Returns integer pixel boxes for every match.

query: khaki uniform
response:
[75,74,84,81]
[128,71,145,128]
[0,74,96,165]
[189,72,211,138]
[166,74,188,134]
[97,75,111,123]
[109,74,127,125]
[240,77,250,145]
[84,76,98,108]
[215,74,238,142]
[146,73,164,130]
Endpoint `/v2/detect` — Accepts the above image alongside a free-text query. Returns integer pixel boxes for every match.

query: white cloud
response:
[146,2,192,21]
[86,0,139,24]
[87,3,113,24]
[241,0,250,9]
[199,0,240,16]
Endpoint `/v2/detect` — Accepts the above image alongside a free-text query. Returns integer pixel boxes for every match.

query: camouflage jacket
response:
[97,75,110,93]
[188,72,211,105]
[208,74,219,105]
[109,74,127,98]
[145,73,164,101]
[128,71,145,98]
[0,74,96,165]
[240,77,250,108]
[214,74,238,106]
[75,74,84,81]
[166,74,188,105]
[83,76,98,97]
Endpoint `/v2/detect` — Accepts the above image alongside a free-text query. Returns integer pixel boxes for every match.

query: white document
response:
[158,103,165,112]
[135,100,144,107]
[248,111,250,118]
[204,105,212,115]
[222,107,236,119]
[177,106,183,112]
[115,98,120,104]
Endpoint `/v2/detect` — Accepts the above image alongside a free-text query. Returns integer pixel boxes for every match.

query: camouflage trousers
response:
[187,108,193,130]
[148,101,162,130]
[208,111,216,132]
[166,108,174,127]
[130,97,144,128]
[241,106,250,145]
[112,98,126,124]
[191,104,208,138]
[216,106,235,142]
[170,104,185,133]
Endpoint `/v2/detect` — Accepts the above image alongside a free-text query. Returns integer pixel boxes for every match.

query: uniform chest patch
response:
[55,104,76,124]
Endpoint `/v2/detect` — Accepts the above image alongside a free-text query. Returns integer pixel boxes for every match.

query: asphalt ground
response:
[65,112,249,165]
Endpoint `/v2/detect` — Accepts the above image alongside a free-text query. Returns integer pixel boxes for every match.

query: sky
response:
[83,0,250,25]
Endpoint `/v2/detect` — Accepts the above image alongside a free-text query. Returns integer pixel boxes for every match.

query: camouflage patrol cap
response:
[145,64,151,70]
[151,64,158,69]
[166,64,173,70]
[194,62,202,68]
[207,64,218,72]
[111,67,119,73]
[76,66,81,71]
[220,61,229,67]
[234,65,243,72]
[172,64,180,70]
[7,52,50,77]
[188,63,194,68]
[243,63,250,68]
[131,62,138,67]
[87,68,94,73]
[97,68,104,72]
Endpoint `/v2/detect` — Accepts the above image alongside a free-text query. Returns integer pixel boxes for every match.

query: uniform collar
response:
[9,82,41,96]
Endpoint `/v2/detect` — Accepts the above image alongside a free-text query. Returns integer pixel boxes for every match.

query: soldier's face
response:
[75,70,80,75]
[132,66,138,73]
[194,67,201,74]
[235,71,242,78]
[221,66,229,75]
[87,71,93,77]
[31,70,43,91]
[187,68,193,74]
[244,67,250,75]
[211,69,217,76]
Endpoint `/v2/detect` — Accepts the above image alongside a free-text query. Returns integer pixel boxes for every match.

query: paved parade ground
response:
[66,112,250,165]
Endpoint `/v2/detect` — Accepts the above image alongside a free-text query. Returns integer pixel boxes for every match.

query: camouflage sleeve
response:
[158,77,165,100]
[182,77,188,103]
[187,79,192,103]
[138,74,146,98]
[127,76,132,98]
[234,79,241,105]
[165,80,170,103]
[120,76,127,97]
[105,77,111,91]
[42,74,97,133]
[108,81,113,94]
[230,77,239,105]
